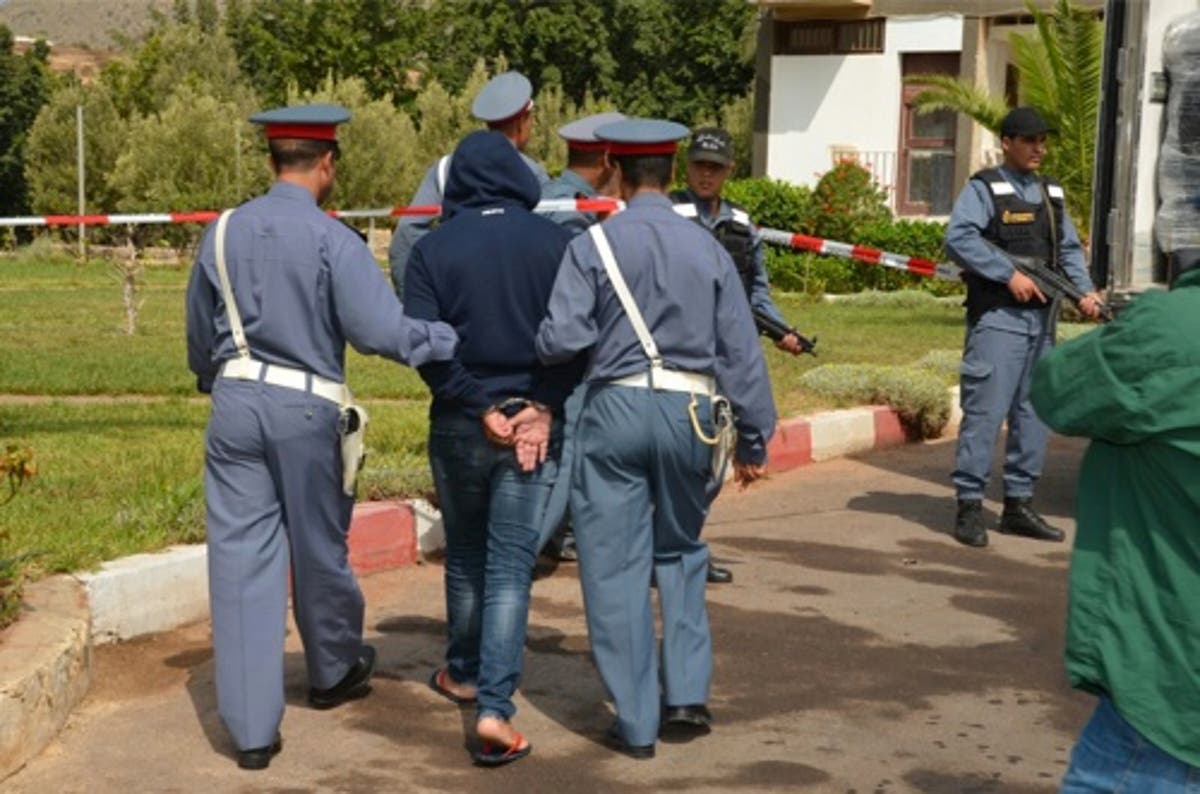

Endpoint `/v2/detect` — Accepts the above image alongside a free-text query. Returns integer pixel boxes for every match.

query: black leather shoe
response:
[556,528,579,562]
[604,724,655,759]
[308,645,376,710]
[706,563,733,584]
[954,499,988,547]
[998,497,1064,542]
[237,735,282,770]
[664,704,713,730]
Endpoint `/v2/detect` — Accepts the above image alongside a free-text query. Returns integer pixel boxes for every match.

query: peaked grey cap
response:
[558,111,628,145]
[471,71,534,123]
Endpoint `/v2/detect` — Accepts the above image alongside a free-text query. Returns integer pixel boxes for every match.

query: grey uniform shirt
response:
[389,148,550,295]
[944,165,1094,334]
[541,168,598,236]
[187,181,458,391]
[535,191,777,464]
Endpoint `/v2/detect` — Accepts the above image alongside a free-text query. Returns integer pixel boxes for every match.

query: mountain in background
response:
[0,0,173,49]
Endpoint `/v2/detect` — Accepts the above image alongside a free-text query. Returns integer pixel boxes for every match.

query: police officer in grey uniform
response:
[945,107,1103,547]
[535,118,776,758]
[671,125,810,584]
[541,111,624,234]
[538,111,624,562]
[389,71,550,298]
[186,104,458,770]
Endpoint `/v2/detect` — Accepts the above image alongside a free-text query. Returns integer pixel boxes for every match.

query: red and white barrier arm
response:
[757,227,961,282]
[0,197,961,281]
[0,198,622,228]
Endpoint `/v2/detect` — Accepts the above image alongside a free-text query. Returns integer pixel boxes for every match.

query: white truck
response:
[1091,0,1199,299]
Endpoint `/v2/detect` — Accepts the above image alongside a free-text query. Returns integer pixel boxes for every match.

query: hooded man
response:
[403,130,582,767]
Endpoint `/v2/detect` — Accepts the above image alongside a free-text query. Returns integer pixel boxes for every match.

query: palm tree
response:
[907,0,1103,236]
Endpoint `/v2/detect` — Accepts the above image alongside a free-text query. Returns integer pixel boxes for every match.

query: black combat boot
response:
[998,497,1064,542]
[954,499,987,547]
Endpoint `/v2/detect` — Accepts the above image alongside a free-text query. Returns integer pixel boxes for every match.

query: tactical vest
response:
[670,190,757,298]
[963,168,1067,324]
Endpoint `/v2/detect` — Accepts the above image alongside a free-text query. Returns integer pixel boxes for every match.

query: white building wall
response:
[766,15,964,191]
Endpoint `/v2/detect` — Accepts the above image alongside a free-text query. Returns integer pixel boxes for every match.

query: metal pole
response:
[76,104,86,259]
[234,122,242,202]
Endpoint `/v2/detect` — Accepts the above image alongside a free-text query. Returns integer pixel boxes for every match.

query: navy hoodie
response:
[404,130,582,418]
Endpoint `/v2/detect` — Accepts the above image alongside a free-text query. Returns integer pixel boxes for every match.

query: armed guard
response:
[186,104,458,770]
[945,106,1104,548]
[670,126,807,584]
[535,118,776,758]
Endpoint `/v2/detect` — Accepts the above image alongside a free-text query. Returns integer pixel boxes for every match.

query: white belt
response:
[610,368,715,395]
[220,358,349,405]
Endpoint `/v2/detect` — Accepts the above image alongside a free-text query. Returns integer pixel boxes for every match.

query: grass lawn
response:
[0,255,970,574]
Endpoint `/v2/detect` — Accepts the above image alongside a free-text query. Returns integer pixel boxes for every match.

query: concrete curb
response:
[0,576,91,782]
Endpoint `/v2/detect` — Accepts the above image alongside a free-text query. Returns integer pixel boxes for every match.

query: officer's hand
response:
[1077,292,1104,320]
[775,333,805,356]
[511,405,552,472]
[1008,271,1047,304]
[733,462,767,491]
[482,410,514,447]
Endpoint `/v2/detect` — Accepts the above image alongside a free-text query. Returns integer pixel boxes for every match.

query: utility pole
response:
[76,104,86,260]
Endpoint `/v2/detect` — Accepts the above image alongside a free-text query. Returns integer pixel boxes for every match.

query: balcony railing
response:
[830,148,899,211]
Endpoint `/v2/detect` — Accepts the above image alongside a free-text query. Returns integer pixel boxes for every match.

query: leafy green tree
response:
[103,21,257,118]
[24,82,129,215]
[0,26,53,216]
[224,0,757,127]
[109,86,269,217]
[293,76,422,209]
[907,0,1102,233]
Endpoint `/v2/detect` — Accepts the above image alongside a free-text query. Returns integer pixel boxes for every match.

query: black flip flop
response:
[473,734,532,767]
[428,668,476,705]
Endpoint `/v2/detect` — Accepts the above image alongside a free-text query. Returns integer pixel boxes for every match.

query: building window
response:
[775,19,885,55]
[897,52,961,217]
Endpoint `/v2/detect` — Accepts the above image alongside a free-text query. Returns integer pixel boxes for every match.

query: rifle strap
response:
[1039,179,1061,274]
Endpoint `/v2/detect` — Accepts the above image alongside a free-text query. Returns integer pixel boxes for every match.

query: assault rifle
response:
[751,308,817,356]
[1005,251,1115,322]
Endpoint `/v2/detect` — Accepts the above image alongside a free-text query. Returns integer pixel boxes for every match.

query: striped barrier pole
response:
[0,198,962,281]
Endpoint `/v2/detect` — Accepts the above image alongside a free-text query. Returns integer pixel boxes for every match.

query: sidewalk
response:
[5,435,1092,793]
[0,396,958,781]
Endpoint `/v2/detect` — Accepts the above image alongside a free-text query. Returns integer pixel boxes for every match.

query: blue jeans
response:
[1062,697,1200,793]
[428,412,560,722]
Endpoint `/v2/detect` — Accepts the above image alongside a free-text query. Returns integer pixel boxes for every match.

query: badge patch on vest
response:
[1001,209,1037,224]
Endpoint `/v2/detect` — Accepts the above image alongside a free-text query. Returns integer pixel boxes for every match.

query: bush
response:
[722,178,815,234]
[800,363,951,439]
[913,348,963,383]
[810,160,890,243]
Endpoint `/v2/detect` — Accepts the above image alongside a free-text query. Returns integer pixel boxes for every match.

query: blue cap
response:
[594,118,690,155]
[472,71,534,124]
[558,112,627,149]
[249,103,351,141]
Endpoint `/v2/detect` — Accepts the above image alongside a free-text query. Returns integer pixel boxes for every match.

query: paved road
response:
[8,436,1092,793]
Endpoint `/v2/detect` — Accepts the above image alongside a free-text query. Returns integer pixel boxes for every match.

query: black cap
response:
[687,127,734,165]
[1000,107,1052,138]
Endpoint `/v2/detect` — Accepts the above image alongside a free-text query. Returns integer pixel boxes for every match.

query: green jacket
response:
[1030,268,1200,765]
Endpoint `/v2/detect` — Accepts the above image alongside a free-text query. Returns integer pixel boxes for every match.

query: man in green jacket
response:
[1030,255,1200,791]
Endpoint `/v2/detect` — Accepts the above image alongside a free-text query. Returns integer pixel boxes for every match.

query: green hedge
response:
[718,175,957,297]
[799,363,952,439]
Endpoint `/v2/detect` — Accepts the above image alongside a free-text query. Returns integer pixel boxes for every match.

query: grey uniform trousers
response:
[204,379,364,750]
[571,385,714,747]
[953,319,1054,500]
